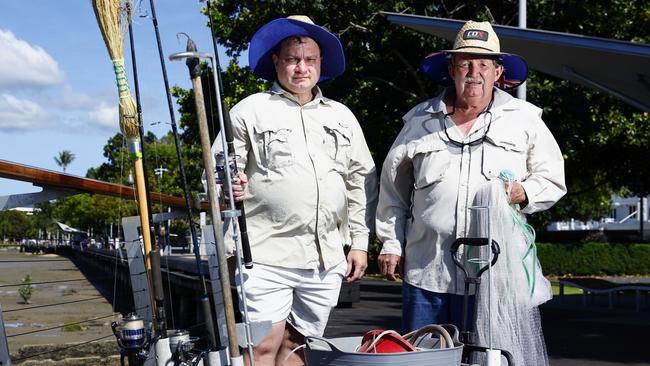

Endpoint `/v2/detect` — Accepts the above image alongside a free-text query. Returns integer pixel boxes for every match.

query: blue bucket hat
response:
[422,20,528,89]
[248,15,346,82]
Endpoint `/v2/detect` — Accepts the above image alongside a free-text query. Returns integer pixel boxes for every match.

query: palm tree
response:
[54,150,75,173]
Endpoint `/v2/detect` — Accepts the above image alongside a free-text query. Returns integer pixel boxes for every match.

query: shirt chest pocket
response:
[254,124,294,171]
[409,139,451,190]
[322,123,352,172]
[482,132,528,180]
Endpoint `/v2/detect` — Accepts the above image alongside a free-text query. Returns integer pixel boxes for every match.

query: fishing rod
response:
[126,2,167,339]
[203,0,253,269]
[170,41,248,365]
[143,0,219,352]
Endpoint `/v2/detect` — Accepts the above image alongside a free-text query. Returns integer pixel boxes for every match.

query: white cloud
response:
[61,85,96,109]
[0,29,65,88]
[88,102,119,130]
[0,93,48,131]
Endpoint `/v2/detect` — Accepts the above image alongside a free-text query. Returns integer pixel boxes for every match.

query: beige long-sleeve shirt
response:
[213,82,378,271]
[376,88,566,295]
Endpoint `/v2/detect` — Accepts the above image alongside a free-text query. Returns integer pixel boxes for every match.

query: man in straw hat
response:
[213,15,377,365]
[376,20,566,332]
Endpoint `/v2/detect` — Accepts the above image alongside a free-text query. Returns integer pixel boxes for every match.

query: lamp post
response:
[154,166,168,179]
[517,0,527,100]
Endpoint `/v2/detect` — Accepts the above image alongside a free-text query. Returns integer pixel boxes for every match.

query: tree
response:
[197,0,650,229]
[0,210,36,241]
[54,150,75,173]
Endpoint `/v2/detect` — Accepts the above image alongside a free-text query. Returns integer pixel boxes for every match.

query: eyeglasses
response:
[442,112,492,149]
[441,97,494,149]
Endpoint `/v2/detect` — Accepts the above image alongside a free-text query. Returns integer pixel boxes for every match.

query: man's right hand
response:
[224,171,248,202]
[378,253,402,281]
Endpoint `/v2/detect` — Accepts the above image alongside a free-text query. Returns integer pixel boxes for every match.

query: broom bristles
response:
[92,0,139,141]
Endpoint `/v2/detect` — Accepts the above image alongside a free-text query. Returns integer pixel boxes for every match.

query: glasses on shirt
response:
[442,111,493,149]
[441,91,495,149]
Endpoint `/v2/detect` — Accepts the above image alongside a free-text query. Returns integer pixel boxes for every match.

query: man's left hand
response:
[345,249,367,283]
[508,181,528,207]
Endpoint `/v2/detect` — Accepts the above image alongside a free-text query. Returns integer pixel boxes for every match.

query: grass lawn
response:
[551,280,583,296]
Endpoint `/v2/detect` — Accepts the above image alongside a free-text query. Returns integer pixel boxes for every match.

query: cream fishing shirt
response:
[376,88,566,295]
[213,82,378,271]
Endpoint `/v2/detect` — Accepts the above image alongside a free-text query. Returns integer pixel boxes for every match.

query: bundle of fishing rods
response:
[91,0,254,365]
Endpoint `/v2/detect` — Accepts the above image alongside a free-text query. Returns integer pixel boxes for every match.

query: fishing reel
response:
[214,152,238,185]
[112,313,152,366]
[168,329,205,366]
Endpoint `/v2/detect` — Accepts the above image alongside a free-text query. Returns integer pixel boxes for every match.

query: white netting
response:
[469,180,551,366]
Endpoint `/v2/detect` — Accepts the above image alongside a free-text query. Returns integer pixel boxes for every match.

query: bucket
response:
[304,325,463,366]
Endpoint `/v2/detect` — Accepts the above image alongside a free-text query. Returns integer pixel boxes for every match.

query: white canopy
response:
[55,221,85,234]
[383,12,650,111]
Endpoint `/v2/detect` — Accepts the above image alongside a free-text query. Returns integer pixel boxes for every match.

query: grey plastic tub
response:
[304,335,463,366]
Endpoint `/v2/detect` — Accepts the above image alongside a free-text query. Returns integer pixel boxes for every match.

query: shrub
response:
[18,274,34,304]
[537,242,650,276]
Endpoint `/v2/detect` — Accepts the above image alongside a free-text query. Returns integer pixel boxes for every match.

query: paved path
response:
[325,279,650,366]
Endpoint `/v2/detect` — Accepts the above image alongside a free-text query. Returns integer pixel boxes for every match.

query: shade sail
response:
[383,12,650,111]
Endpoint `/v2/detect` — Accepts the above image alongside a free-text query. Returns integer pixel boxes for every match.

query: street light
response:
[154,166,168,178]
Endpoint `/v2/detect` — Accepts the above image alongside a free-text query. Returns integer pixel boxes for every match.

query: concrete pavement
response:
[324,279,650,366]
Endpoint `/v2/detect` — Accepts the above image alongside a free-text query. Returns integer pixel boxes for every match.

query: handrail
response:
[0,159,209,210]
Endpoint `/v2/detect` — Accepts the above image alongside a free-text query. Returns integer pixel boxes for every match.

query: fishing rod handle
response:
[220,100,253,269]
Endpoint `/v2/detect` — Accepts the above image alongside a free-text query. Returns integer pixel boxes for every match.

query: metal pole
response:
[517,0,527,100]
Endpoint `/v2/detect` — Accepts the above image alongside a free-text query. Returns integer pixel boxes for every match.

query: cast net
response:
[470,179,551,366]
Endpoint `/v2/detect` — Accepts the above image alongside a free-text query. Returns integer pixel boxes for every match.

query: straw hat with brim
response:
[422,20,528,89]
[249,15,346,82]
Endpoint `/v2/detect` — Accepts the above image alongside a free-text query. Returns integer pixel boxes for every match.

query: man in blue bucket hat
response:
[376,20,566,333]
[213,15,377,365]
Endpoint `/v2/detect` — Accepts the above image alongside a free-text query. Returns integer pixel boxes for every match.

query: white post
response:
[517,0,527,100]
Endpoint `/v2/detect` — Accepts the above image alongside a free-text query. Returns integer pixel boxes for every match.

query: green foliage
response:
[69,1,650,239]
[54,150,75,173]
[198,0,650,229]
[537,243,650,276]
[51,194,136,236]
[0,210,36,240]
[18,274,33,304]
[79,132,198,237]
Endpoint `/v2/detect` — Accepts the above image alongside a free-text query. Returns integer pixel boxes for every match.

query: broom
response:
[92,0,139,140]
[92,0,157,325]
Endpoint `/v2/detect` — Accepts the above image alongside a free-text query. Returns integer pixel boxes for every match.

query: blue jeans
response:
[402,281,474,333]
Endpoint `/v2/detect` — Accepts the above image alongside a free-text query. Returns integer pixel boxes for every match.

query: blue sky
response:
[0,0,235,196]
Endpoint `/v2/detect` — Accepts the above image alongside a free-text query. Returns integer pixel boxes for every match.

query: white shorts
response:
[235,261,346,337]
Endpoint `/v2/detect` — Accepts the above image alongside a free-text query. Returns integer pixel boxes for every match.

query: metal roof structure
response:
[383,12,650,111]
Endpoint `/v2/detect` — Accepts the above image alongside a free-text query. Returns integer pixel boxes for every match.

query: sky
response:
[0,0,236,197]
